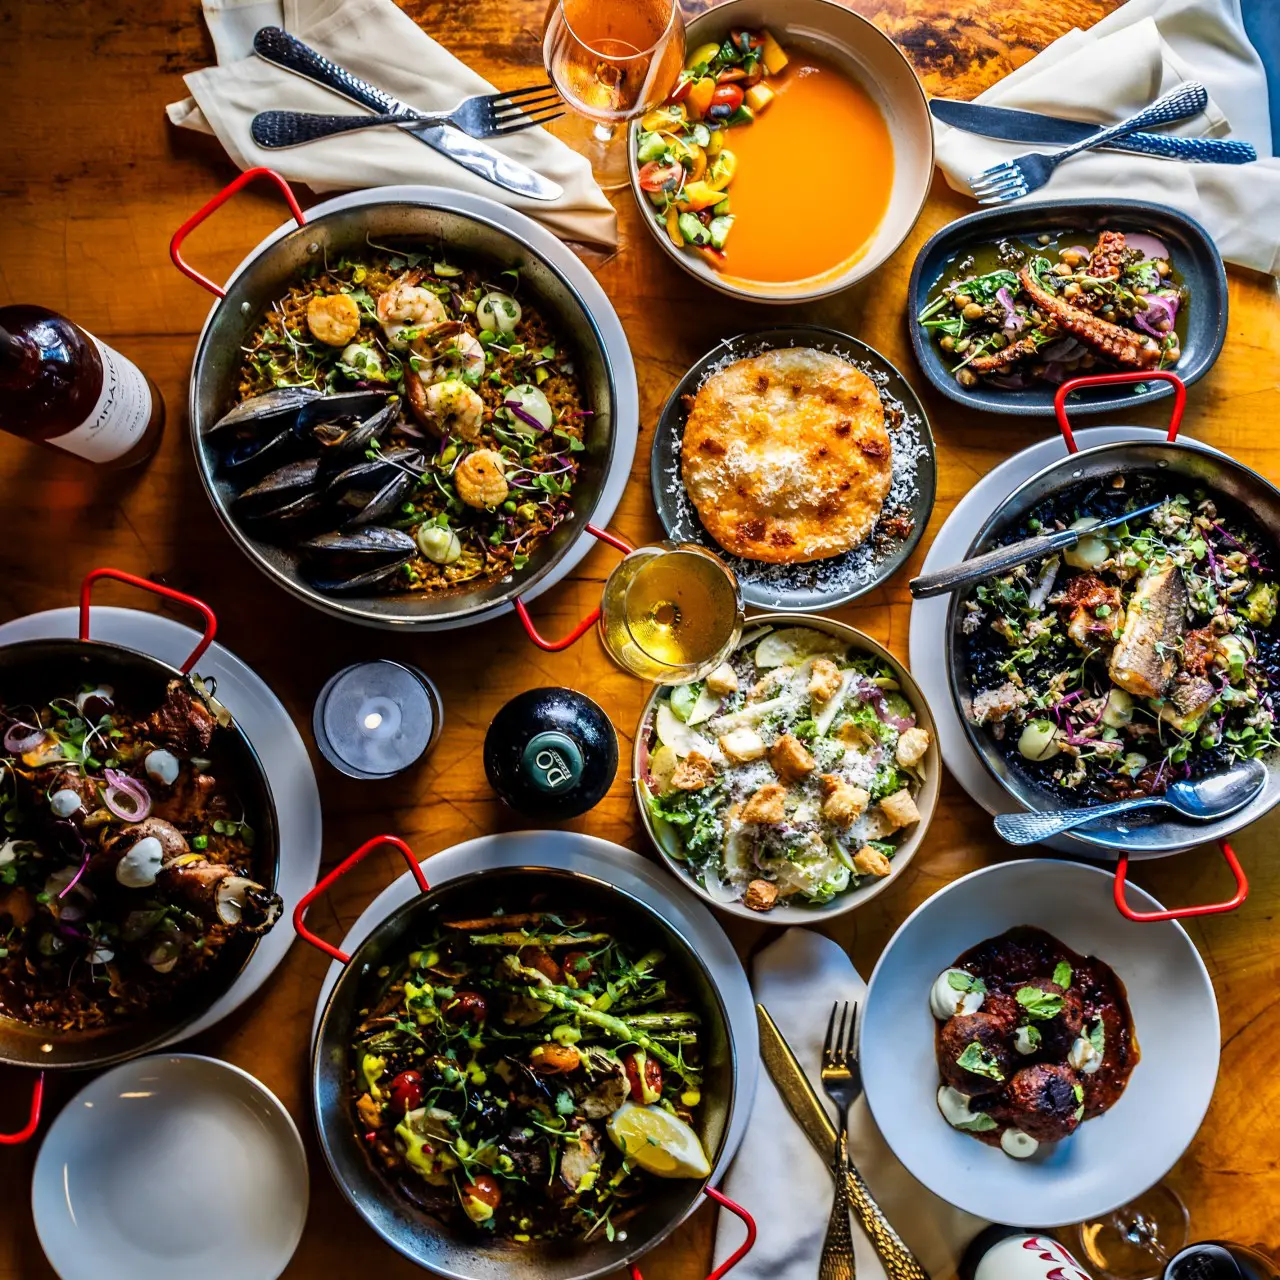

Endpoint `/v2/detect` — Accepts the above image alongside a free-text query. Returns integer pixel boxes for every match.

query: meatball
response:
[983,991,1020,1033]
[1001,1064,1083,1142]
[1016,979,1083,1057]
[938,1012,1014,1096]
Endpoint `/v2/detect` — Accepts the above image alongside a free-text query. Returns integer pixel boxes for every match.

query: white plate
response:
[0,605,322,1040]
[908,426,1225,860]
[860,858,1219,1227]
[33,1054,308,1280]
[311,830,758,1191]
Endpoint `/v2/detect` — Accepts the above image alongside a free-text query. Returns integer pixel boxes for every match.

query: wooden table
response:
[2,0,1278,1274]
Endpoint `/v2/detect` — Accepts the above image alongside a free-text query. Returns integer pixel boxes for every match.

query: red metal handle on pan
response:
[630,1186,757,1280]
[0,1072,44,1145]
[80,567,218,674]
[293,835,430,965]
[514,525,634,652]
[1115,840,1249,922]
[1053,370,1186,454]
[169,166,307,298]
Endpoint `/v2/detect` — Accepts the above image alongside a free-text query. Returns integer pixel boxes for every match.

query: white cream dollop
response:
[50,789,82,818]
[937,1085,982,1129]
[144,749,181,786]
[1001,1128,1039,1159]
[1068,1035,1103,1074]
[929,969,984,1021]
[116,836,164,889]
[1014,1025,1039,1056]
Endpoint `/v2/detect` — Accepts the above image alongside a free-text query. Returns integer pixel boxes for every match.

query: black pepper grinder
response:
[484,688,618,819]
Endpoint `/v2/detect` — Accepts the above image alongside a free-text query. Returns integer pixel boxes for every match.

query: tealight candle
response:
[313,661,442,780]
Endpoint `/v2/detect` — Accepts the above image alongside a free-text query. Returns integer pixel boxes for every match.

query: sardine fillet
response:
[1108,560,1188,699]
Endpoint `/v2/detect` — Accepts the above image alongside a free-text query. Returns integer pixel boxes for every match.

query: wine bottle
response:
[0,304,164,468]
[1165,1244,1280,1280]
[960,1227,1095,1280]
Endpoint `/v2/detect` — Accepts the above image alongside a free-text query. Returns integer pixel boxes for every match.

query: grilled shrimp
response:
[306,293,361,347]
[377,271,447,347]
[426,379,484,441]
[410,326,485,384]
[454,449,509,508]
[1018,265,1161,369]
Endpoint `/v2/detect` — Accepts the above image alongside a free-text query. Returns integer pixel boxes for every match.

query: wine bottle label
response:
[54,333,153,462]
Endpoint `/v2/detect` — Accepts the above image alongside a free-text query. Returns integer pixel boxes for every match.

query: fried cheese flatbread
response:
[681,348,891,564]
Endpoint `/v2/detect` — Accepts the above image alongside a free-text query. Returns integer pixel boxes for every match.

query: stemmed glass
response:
[1074,1184,1191,1280]
[542,0,686,189]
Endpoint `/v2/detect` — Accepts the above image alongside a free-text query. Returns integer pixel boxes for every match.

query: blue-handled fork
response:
[969,82,1211,204]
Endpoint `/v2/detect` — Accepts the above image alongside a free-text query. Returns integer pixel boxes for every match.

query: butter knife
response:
[252,27,563,202]
[930,98,1257,164]
[757,1005,930,1280]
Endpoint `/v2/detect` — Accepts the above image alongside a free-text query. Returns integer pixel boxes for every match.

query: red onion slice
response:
[1124,232,1169,261]
[3,722,47,754]
[103,768,152,822]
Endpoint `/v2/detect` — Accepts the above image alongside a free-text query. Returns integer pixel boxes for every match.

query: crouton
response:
[741,782,787,825]
[852,845,893,878]
[769,732,816,782]
[670,750,716,791]
[705,662,739,696]
[719,727,766,763]
[878,788,921,831]
[819,775,869,827]
[808,657,843,704]
[895,726,931,769]
[743,879,779,912]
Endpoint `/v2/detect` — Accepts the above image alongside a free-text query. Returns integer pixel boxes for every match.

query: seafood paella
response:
[0,678,280,1031]
[209,248,591,595]
[349,903,711,1242]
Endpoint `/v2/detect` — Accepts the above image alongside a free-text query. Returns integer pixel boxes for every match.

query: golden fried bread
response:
[681,348,891,564]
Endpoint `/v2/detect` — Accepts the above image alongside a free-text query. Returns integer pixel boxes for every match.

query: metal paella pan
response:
[174,172,638,631]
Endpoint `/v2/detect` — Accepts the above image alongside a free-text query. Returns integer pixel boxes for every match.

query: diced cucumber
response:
[726,104,756,127]
[636,130,668,164]
[712,196,731,216]
[709,215,734,250]
[677,212,711,246]
[669,683,700,722]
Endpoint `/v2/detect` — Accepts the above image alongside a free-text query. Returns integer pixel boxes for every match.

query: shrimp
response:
[410,323,486,384]
[454,449,509,509]
[417,379,485,441]
[376,271,447,348]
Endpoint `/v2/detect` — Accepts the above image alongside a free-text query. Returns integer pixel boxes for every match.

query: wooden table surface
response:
[2,0,1279,1274]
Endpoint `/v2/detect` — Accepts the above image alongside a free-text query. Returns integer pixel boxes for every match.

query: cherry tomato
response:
[387,1069,424,1117]
[638,160,683,194]
[710,83,744,113]
[442,990,488,1025]
[667,77,692,104]
[730,28,763,51]
[563,950,594,982]
[623,1051,664,1103]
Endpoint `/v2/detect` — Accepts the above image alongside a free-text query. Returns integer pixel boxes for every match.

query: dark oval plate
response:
[650,325,936,612]
[907,198,1228,418]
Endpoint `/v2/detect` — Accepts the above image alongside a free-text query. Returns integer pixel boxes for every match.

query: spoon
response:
[994,758,1267,844]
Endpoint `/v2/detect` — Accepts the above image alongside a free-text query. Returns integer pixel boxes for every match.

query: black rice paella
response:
[208,247,592,595]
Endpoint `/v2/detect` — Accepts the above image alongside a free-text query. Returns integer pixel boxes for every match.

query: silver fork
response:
[819,1001,859,1280]
[252,87,562,150]
[969,82,1209,204]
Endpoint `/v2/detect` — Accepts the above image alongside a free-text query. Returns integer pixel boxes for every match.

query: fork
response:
[819,1001,859,1280]
[251,86,562,150]
[968,82,1209,204]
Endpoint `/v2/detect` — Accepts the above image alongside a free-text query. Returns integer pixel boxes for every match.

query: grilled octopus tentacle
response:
[1087,229,1130,281]
[1018,265,1161,369]
[969,334,1044,375]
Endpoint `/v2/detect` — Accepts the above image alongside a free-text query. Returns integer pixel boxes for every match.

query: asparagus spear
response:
[591,948,664,1014]
[468,932,610,947]
[624,1011,701,1030]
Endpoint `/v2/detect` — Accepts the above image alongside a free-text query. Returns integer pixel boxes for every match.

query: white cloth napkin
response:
[165,0,618,249]
[933,0,1280,276]
[713,930,982,1280]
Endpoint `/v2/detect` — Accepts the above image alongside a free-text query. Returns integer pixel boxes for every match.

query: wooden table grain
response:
[2,0,1279,1275]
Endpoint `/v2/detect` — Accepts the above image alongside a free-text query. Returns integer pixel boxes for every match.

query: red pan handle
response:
[1115,839,1248,922]
[1054,370,1186,455]
[169,166,307,298]
[80,567,218,674]
[0,1072,44,1145]
[293,834,430,965]
[630,1186,757,1280]
[514,525,634,652]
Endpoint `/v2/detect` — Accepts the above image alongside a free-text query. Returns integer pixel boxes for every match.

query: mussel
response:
[300,526,416,592]
[295,391,399,455]
[330,448,424,528]
[236,458,325,519]
[205,386,323,439]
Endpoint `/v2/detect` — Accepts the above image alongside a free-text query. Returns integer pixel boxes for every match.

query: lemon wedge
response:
[606,1102,711,1179]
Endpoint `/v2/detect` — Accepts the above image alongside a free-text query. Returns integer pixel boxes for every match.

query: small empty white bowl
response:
[33,1054,308,1280]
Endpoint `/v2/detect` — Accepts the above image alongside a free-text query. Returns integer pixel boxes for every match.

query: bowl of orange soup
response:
[627,0,932,302]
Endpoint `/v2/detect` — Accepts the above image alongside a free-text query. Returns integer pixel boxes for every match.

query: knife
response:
[253,27,563,202]
[930,98,1257,164]
[756,1005,931,1280]
[909,501,1163,599]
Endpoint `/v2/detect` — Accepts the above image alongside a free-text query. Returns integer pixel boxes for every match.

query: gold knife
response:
[756,1004,932,1280]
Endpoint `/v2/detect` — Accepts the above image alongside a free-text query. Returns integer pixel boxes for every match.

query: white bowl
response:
[633,614,940,925]
[860,859,1219,1227]
[33,1055,309,1280]
[627,0,933,303]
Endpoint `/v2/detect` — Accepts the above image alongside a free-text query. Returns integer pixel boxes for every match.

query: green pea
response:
[502,500,518,515]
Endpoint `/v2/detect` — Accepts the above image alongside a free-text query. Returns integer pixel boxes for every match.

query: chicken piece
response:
[852,845,892,878]
[1060,573,1124,647]
[808,657,843,704]
[741,782,787,825]
[769,733,816,783]
[146,679,219,755]
[705,663,739,696]
[878,789,921,831]
[1018,265,1161,369]
[719,727,766,764]
[1159,672,1217,731]
[743,879,779,912]
[966,681,1027,726]
[1108,559,1188,699]
[819,775,869,827]
[356,1092,382,1130]
[895,726,931,769]
[559,1122,605,1193]
[670,750,717,792]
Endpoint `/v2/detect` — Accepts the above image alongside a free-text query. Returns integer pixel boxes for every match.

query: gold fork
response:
[819,1000,859,1280]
